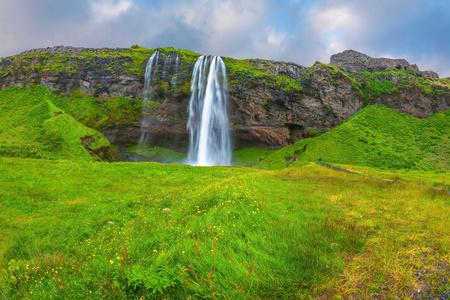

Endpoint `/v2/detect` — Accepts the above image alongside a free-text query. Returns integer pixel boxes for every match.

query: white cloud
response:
[266,29,286,49]
[311,6,360,35]
[173,0,268,56]
[297,4,362,64]
[90,0,133,22]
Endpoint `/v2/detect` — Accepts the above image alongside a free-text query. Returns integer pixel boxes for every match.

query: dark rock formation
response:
[0,46,449,150]
[330,49,439,78]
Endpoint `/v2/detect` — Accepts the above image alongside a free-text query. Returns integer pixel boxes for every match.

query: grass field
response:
[1,85,449,298]
[0,157,449,299]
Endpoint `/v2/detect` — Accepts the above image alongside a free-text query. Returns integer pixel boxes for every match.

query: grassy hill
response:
[255,104,450,171]
[0,86,112,161]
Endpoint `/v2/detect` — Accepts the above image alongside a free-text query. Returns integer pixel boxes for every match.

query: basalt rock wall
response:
[1,46,449,149]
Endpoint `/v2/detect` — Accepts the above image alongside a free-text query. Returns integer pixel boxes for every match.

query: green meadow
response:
[0,86,449,299]
[1,158,449,299]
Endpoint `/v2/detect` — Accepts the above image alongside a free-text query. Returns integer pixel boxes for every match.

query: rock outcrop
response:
[330,49,439,78]
[0,46,449,150]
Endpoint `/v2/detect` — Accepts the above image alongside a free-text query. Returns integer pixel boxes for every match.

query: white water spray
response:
[187,56,231,166]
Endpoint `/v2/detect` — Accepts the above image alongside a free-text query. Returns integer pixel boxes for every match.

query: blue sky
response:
[1,0,449,77]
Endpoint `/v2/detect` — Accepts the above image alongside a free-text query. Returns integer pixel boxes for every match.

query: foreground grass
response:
[0,158,364,299]
[0,158,448,299]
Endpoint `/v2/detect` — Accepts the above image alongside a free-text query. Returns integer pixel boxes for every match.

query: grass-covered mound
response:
[0,86,112,161]
[256,104,450,171]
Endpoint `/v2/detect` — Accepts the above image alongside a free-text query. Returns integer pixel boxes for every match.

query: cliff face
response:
[1,46,449,150]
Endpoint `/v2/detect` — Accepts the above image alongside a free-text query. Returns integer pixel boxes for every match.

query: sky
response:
[1,0,449,77]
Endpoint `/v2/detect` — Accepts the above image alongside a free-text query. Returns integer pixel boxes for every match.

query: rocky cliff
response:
[0,46,449,150]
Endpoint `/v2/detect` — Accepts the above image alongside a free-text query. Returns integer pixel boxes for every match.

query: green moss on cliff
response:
[310,63,366,99]
[223,57,303,94]
[51,89,142,130]
[159,47,201,65]
[349,70,450,100]
[442,77,450,87]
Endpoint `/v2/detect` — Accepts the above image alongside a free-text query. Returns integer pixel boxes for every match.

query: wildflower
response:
[163,208,171,213]
[109,260,114,265]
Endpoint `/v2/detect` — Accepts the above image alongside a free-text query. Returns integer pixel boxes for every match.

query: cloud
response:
[90,0,133,22]
[171,0,269,57]
[310,6,360,36]
[0,0,450,77]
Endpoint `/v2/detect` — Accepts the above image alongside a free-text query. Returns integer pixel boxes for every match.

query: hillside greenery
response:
[0,86,112,161]
[51,87,142,130]
[348,70,450,100]
[255,104,450,172]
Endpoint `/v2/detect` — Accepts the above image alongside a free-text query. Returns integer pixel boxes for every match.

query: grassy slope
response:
[0,158,448,299]
[0,86,111,161]
[255,104,450,171]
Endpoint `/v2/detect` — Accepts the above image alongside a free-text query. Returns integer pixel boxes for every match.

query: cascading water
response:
[171,54,180,85]
[187,56,231,166]
[162,53,173,81]
[138,50,159,147]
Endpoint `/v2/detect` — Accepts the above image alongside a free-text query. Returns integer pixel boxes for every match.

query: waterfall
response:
[162,53,173,82]
[138,50,159,146]
[187,56,231,166]
[171,54,180,85]
[175,54,180,72]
